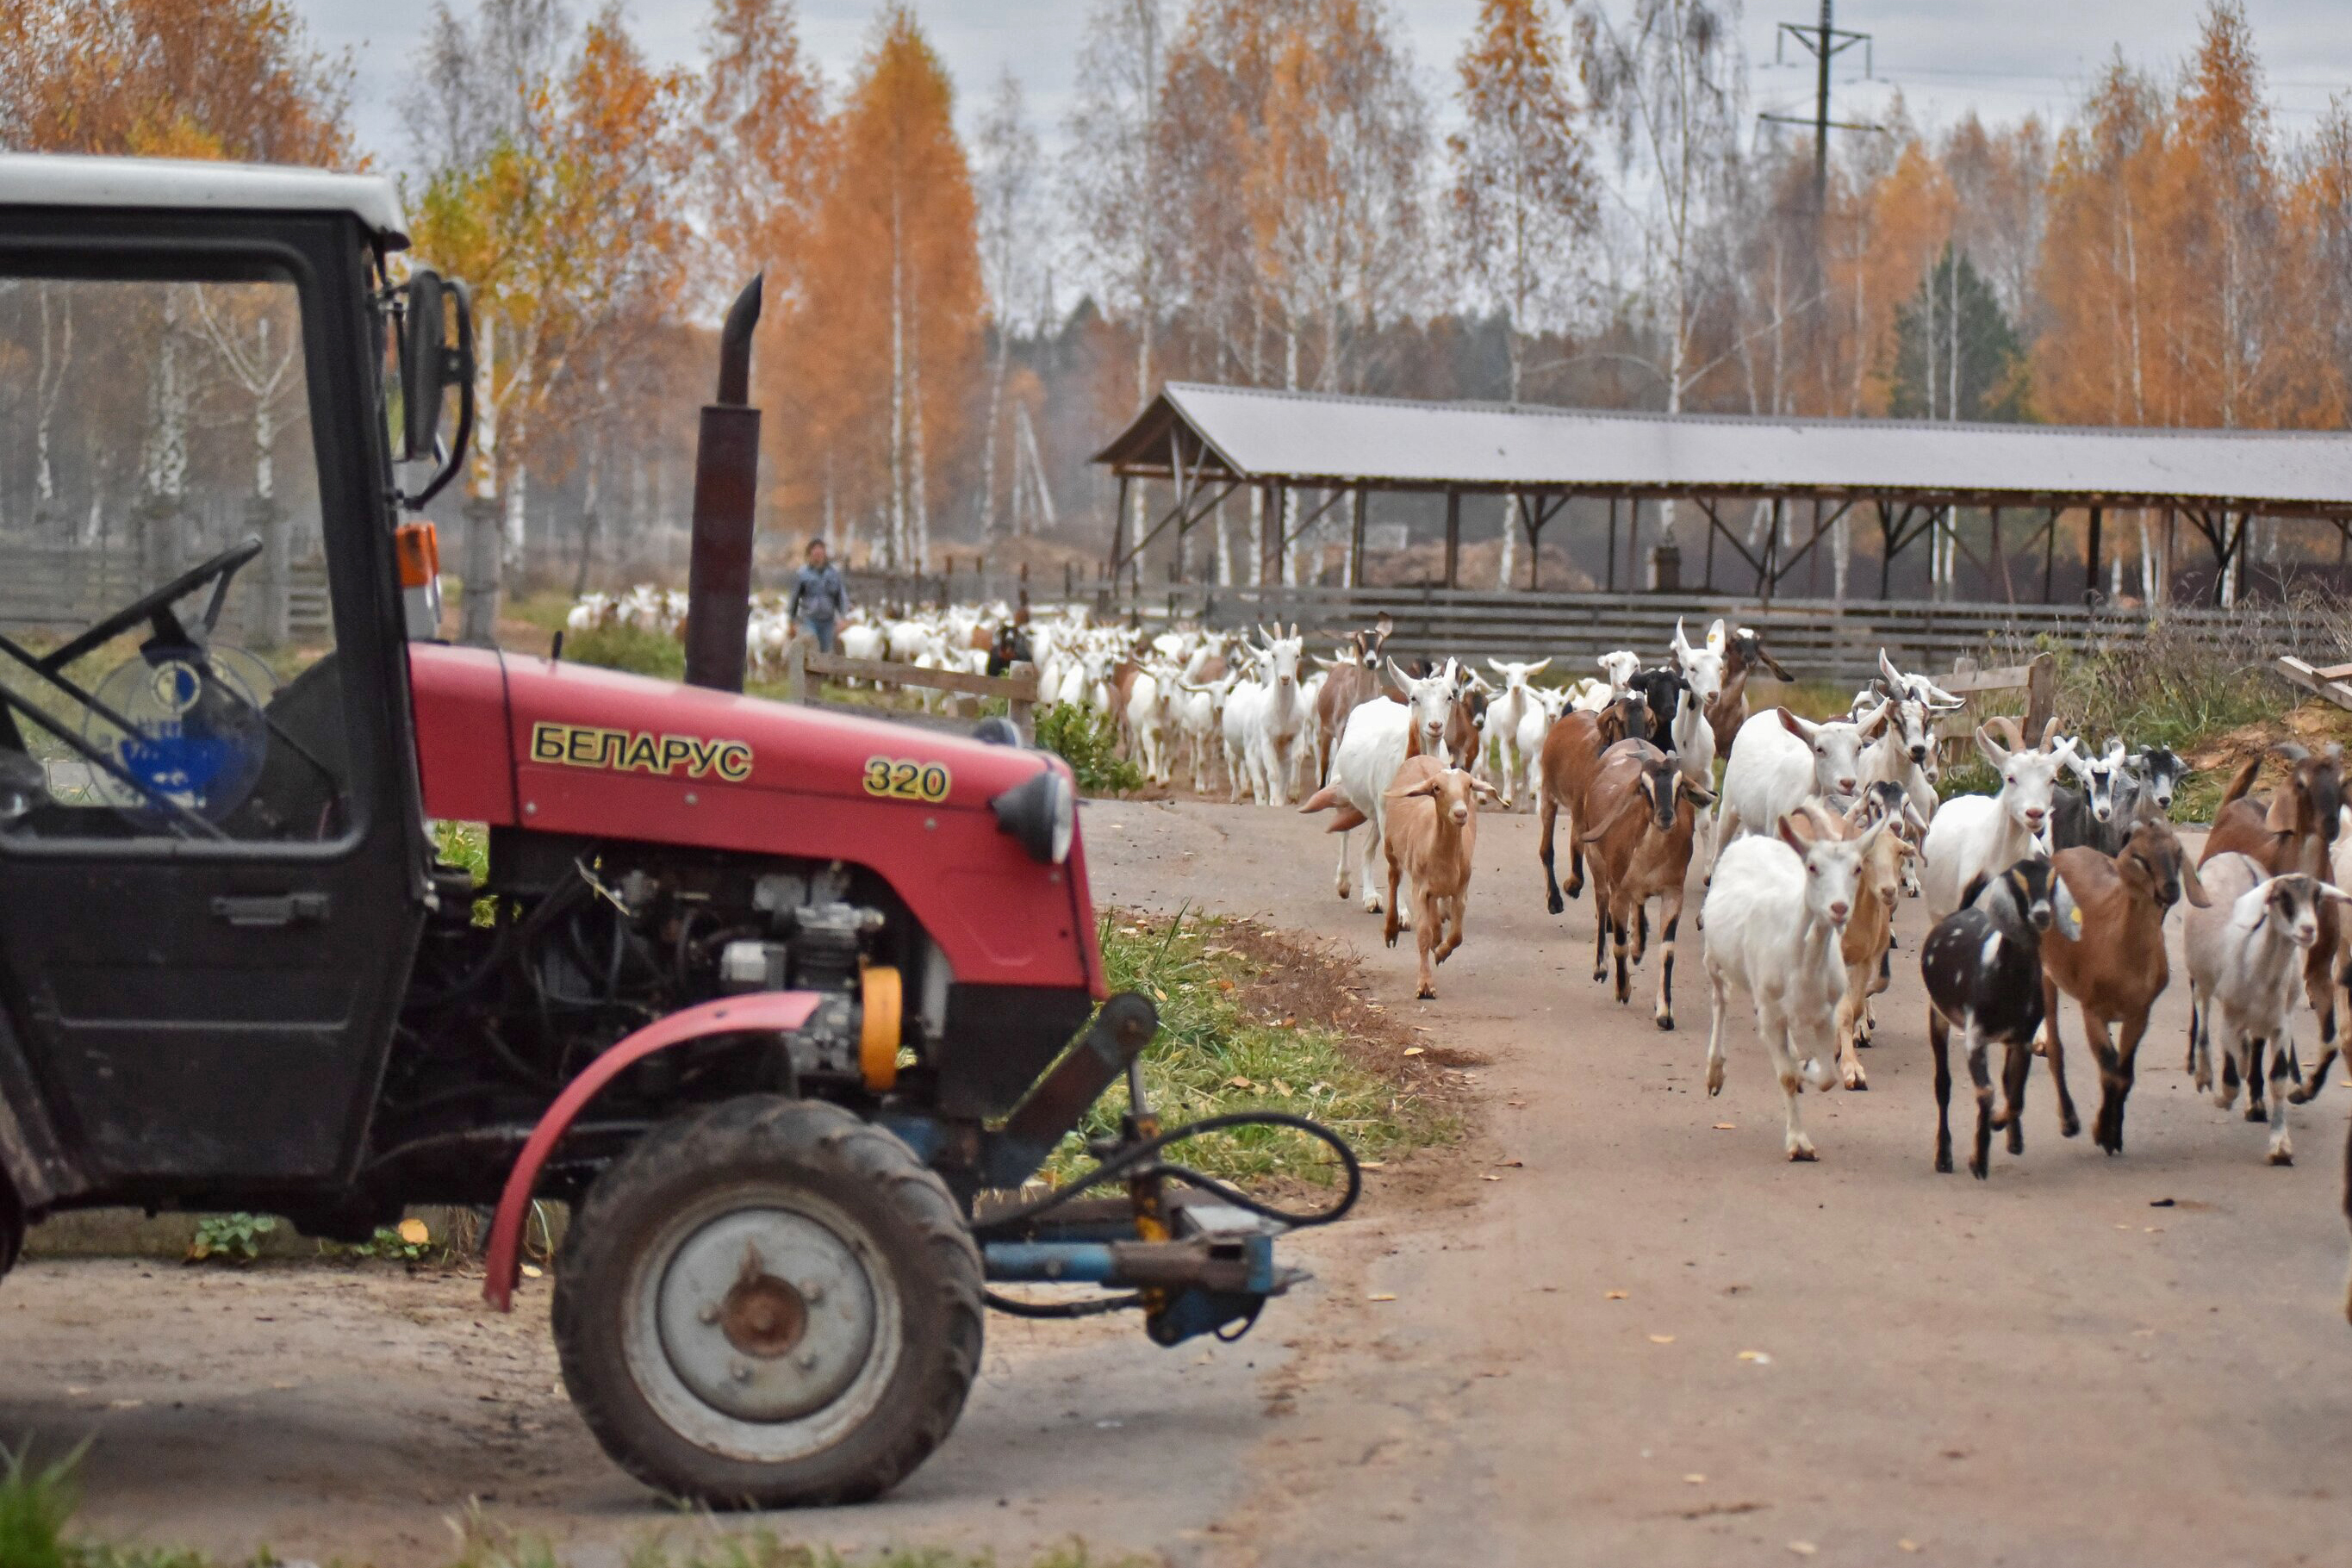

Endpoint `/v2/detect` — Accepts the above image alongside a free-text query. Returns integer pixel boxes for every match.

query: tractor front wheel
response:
[551,1096,983,1508]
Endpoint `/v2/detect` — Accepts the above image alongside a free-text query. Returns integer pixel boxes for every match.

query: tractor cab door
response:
[0,212,428,1196]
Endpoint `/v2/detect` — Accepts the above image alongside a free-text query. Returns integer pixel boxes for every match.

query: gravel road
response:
[10,795,2352,1566]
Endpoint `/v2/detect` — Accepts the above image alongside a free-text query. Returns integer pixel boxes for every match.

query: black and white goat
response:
[1920,857,2082,1179]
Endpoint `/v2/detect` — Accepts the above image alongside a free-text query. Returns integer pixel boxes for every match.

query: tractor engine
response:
[373,830,927,1204]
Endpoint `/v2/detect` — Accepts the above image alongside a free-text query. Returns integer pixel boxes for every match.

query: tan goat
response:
[1796,799,1920,1092]
[1382,756,1502,999]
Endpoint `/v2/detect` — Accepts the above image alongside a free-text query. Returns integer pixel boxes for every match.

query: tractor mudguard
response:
[481,991,821,1310]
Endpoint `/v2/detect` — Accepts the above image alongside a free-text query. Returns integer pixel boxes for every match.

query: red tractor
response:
[0,154,1351,1506]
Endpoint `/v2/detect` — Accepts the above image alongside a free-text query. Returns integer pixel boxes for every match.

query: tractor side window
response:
[0,271,350,844]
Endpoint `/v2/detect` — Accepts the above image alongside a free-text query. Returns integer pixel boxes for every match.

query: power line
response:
[1759,1,1881,209]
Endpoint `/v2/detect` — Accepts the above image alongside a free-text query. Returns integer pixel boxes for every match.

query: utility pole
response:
[1761,1,1876,211]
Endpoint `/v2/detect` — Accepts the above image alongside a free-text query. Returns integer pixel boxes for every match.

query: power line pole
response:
[1760,0,1875,211]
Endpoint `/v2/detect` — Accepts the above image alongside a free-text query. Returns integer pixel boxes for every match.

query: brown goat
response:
[1581,740,1714,1028]
[1381,756,1501,998]
[2041,813,2209,1154]
[1705,625,1793,756]
[1311,616,1392,784]
[1537,691,1651,912]
[2200,742,2344,1085]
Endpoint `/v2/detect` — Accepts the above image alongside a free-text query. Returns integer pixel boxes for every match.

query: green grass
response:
[1045,909,1455,1188]
[561,621,687,681]
[1035,702,1142,795]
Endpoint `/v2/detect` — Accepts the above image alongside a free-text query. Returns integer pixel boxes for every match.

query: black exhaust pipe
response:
[684,275,764,693]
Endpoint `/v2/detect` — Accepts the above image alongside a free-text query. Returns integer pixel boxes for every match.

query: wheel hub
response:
[655,1208,875,1422]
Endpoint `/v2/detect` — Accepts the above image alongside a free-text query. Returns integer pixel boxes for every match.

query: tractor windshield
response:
[0,265,352,843]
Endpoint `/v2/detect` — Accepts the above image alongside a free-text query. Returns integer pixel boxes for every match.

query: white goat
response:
[1518,684,1571,809]
[1248,625,1310,806]
[1596,650,1643,695]
[2185,854,2349,1165]
[1920,725,2080,921]
[1170,673,1235,794]
[1714,704,1891,852]
[1670,619,1727,710]
[1702,812,1882,1160]
[1484,658,1551,794]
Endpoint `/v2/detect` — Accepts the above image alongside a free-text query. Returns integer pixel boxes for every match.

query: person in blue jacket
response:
[788,537,850,652]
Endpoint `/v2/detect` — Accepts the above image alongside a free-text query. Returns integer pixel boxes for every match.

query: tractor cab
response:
[0,156,439,1225]
[0,153,1353,1512]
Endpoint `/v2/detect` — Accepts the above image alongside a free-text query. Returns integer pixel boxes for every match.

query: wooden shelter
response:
[1092,383,2352,603]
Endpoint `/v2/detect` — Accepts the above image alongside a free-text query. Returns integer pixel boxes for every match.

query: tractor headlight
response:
[992,766,1074,864]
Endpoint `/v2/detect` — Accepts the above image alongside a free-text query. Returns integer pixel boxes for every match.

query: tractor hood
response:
[408,643,1104,994]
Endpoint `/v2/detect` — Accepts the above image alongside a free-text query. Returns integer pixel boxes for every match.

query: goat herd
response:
[569,586,2352,1316]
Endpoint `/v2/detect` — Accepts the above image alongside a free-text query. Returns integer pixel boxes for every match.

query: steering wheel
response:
[40,534,264,674]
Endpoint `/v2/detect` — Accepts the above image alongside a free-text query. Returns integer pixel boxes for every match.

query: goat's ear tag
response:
[2068,905,2082,930]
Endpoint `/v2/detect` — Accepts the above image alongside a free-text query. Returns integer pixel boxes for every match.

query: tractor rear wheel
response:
[551,1096,982,1508]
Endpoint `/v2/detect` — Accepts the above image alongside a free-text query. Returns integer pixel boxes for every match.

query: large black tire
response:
[551,1096,982,1508]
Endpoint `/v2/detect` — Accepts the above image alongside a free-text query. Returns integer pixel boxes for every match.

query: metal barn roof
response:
[1093,383,2352,517]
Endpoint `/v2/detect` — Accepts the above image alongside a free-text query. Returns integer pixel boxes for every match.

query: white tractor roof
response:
[0,153,408,247]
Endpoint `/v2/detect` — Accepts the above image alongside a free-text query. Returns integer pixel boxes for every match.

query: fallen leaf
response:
[1227,1075,1256,1089]
[1604,1290,1628,1300]
[1359,1160,1386,1170]
[1403,1047,1426,1057]
[1367,1292,1397,1303]
[1507,1098,1528,1108]
[1480,1174,1503,1182]
[64,1386,88,1397]
[107,1398,143,1410]
[2114,1223,2132,1230]
[520,1264,544,1279]
[1216,979,1235,992]
[1738,1350,1773,1365]
[1271,1079,1294,1095]
[2149,1198,2175,1208]
[1496,1158,1524,1168]
[1713,1123,1738,1130]
[1648,1334,1676,1344]
[397,1217,430,1246]
[1788,1543,1818,1558]
[1683,1472,1707,1484]
[1899,1541,1921,1554]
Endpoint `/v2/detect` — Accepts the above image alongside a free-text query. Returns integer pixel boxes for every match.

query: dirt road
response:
[13,796,2352,1565]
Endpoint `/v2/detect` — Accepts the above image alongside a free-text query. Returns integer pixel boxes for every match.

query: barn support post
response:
[1759,498,1783,606]
[1348,486,1366,588]
[1704,503,1717,592]
[1604,496,1618,591]
[1990,506,2013,602]
[1111,474,1131,581]
[2041,507,2059,603]
[2083,505,2103,606]
[1443,488,1461,588]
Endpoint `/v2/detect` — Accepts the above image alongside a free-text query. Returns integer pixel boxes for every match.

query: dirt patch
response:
[2185,699,2352,774]
[1209,917,1486,1214]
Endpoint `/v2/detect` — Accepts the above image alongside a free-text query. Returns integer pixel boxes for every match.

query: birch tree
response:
[1448,0,1592,586]
[1577,0,1744,551]
[974,69,1042,539]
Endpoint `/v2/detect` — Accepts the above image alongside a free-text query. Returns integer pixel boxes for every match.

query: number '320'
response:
[863,757,950,803]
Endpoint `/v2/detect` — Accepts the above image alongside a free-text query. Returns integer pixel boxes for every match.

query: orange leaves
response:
[770,3,982,564]
[2,0,355,168]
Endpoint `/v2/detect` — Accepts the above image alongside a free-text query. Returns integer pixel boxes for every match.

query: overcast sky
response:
[309,0,2352,178]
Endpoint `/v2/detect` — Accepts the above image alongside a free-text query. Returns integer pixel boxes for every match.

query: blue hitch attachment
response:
[982,1208,1304,1346]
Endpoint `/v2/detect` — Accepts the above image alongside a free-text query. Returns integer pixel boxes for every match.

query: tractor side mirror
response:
[395,269,476,511]
[401,268,447,463]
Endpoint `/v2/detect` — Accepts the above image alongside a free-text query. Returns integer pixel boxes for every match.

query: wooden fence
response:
[0,547,328,644]
[1096,584,2341,683]
[782,641,1039,741]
